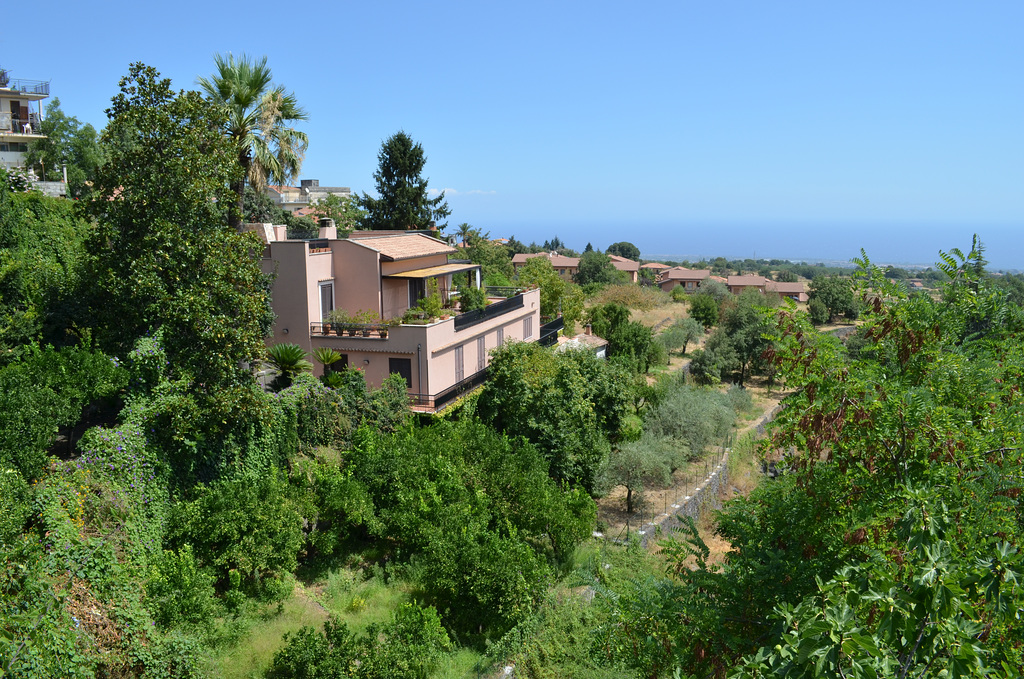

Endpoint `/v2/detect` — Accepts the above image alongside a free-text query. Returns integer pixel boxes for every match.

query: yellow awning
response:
[383,262,481,278]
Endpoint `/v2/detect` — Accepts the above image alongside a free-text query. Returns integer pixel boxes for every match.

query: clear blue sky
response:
[7,1,1023,267]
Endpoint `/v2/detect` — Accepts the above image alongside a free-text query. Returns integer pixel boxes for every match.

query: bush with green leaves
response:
[660,317,704,354]
[270,604,452,679]
[457,283,487,312]
[643,382,735,458]
[0,468,32,545]
[146,544,216,630]
[688,293,719,328]
[0,345,126,480]
[477,342,619,492]
[346,419,594,636]
[808,296,829,325]
[169,471,303,595]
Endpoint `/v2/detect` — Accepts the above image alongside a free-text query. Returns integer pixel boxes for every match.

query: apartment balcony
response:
[0,78,50,97]
[308,287,542,410]
[0,111,45,138]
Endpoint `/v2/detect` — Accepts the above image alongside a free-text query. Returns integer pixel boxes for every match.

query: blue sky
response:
[8,1,1024,267]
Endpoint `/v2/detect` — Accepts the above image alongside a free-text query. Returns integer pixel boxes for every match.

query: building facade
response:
[0,71,49,171]
[257,224,543,409]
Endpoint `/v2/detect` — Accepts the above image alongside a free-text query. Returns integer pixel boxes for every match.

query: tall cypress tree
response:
[358,131,450,231]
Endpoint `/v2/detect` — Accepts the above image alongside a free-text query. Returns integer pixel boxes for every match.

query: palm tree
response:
[266,343,312,390]
[198,53,309,230]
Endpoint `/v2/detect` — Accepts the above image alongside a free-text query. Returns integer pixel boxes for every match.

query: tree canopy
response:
[88,62,273,387]
[198,53,308,230]
[606,241,640,260]
[357,131,451,231]
[23,98,104,199]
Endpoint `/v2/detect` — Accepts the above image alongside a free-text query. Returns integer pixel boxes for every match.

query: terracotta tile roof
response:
[512,252,580,268]
[728,275,768,287]
[663,267,711,280]
[765,281,806,295]
[348,233,455,261]
[641,262,670,270]
[607,254,640,272]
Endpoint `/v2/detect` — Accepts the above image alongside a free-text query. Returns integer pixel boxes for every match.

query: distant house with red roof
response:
[766,280,809,302]
[607,254,640,283]
[658,267,712,293]
[512,252,580,281]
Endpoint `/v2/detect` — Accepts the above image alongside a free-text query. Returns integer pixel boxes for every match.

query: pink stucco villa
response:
[253,222,546,410]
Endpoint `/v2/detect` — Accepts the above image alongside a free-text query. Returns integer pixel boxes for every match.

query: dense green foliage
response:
[575,250,623,286]
[270,605,453,679]
[688,293,719,328]
[587,302,656,373]
[601,239,1024,678]
[515,255,584,332]
[808,274,858,323]
[24,98,105,199]
[87,63,275,389]
[0,186,92,355]
[606,241,641,261]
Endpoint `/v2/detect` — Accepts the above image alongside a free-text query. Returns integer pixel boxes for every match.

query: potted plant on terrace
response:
[326,309,353,336]
[356,309,380,336]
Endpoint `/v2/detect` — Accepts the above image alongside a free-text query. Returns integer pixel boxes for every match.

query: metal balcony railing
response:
[408,367,489,411]
[0,112,42,134]
[454,293,525,332]
[310,321,391,338]
[2,78,49,95]
[538,317,564,347]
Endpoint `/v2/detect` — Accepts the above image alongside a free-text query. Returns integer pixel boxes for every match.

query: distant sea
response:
[490,220,1024,272]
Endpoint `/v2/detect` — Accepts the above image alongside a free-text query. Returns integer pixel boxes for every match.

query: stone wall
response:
[635,452,729,549]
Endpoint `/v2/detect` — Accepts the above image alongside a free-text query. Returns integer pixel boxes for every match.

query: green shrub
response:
[0,467,32,544]
[147,544,216,630]
[458,284,487,312]
[808,297,829,325]
[169,472,303,595]
[644,383,735,457]
[269,605,452,679]
[688,294,719,328]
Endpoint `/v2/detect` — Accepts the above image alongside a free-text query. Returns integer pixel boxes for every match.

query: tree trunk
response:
[229,151,249,232]
[626,486,634,514]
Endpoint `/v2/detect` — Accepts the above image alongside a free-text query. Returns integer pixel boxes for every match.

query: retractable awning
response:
[383,262,481,278]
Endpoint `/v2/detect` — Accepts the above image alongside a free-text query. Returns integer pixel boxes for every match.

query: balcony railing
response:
[538,317,564,347]
[310,321,391,338]
[484,285,526,299]
[0,112,43,135]
[454,293,524,332]
[2,78,49,96]
[409,367,489,411]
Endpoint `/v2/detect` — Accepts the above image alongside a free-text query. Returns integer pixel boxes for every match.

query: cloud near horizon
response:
[428,188,497,197]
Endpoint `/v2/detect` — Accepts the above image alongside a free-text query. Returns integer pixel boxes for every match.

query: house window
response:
[319,282,334,321]
[496,326,504,346]
[408,279,425,307]
[523,316,533,339]
[326,354,348,372]
[477,336,486,372]
[455,346,464,382]
[388,357,412,389]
